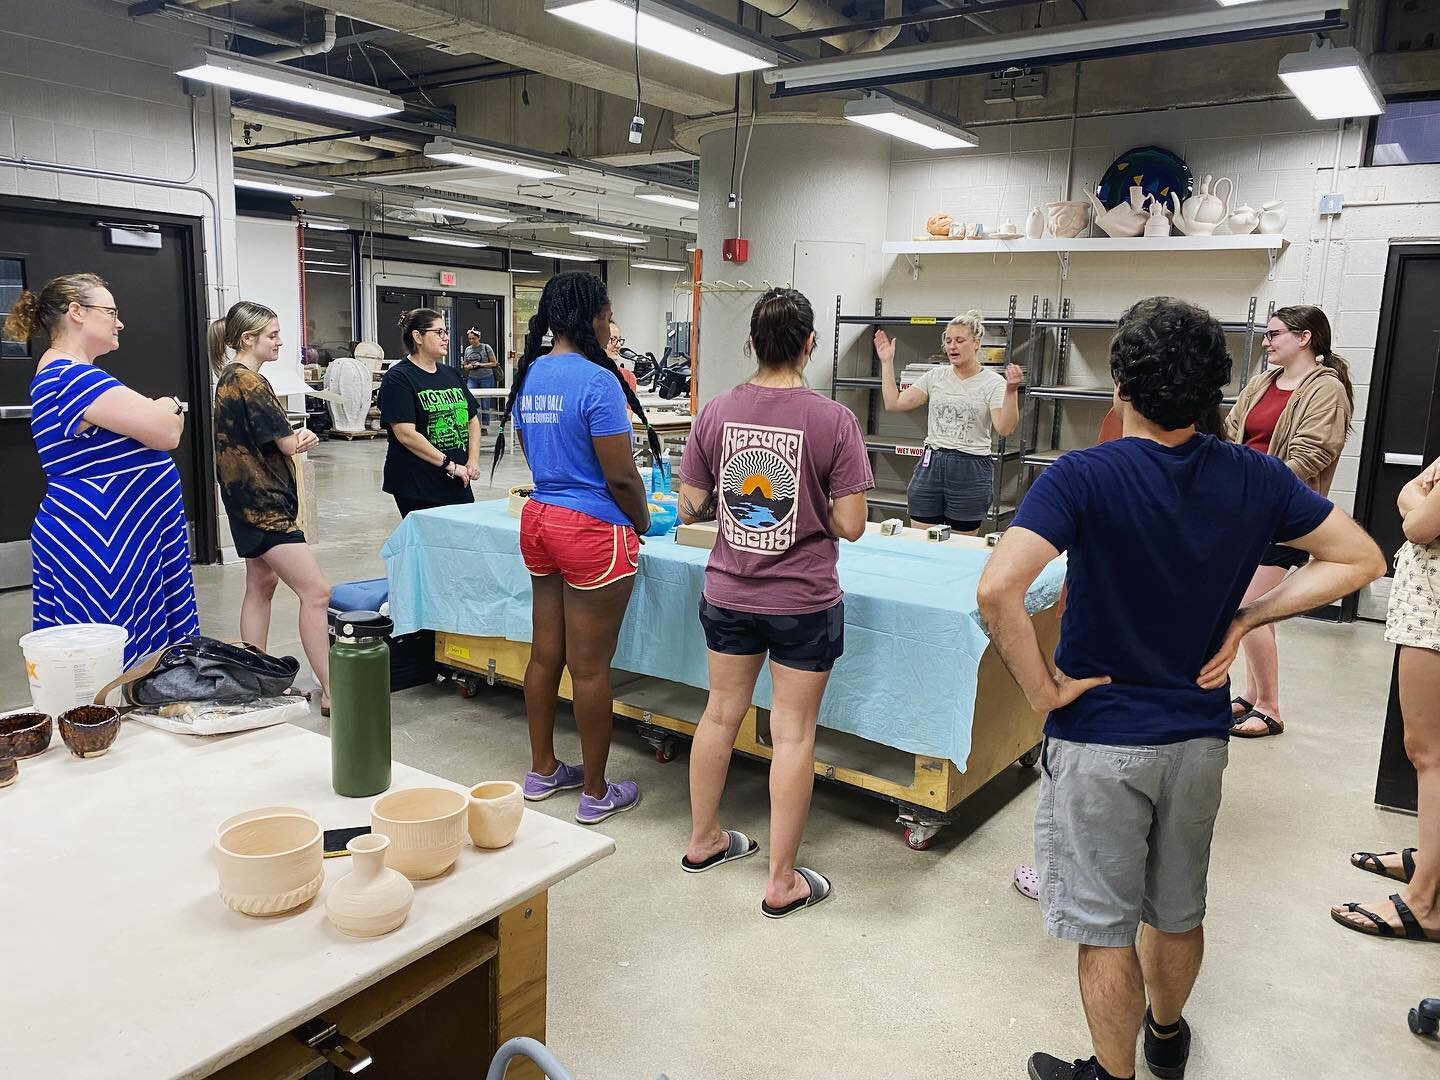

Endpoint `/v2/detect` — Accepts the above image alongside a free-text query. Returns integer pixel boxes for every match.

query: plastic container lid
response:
[19,623,129,653]
[331,610,394,642]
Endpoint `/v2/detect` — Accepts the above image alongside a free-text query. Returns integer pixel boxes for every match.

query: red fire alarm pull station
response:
[722,238,749,264]
[439,271,457,287]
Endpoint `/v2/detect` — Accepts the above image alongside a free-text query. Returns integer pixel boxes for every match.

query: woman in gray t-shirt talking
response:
[678,287,873,919]
[875,310,1024,533]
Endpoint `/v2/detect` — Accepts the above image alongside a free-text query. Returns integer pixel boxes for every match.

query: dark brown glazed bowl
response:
[0,712,54,759]
[58,705,121,759]
[0,754,16,789]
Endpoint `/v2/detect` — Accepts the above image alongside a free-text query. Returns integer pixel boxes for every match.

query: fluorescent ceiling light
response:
[424,140,566,179]
[177,48,402,119]
[510,268,545,274]
[765,0,1342,92]
[569,226,649,245]
[843,92,977,150]
[631,260,686,272]
[532,249,599,262]
[235,177,332,198]
[546,0,780,75]
[304,269,351,277]
[636,190,700,211]
[685,243,698,252]
[414,203,517,224]
[1278,43,1384,120]
[302,246,339,253]
[303,260,349,268]
[409,234,488,249]
[300,218,349,231]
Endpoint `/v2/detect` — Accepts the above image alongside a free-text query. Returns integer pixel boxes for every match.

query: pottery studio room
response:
[4,0,1440,1077]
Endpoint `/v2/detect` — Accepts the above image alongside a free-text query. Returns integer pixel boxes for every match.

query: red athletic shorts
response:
[520,500,639,590]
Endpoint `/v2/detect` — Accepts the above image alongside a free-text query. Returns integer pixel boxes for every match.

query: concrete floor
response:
[3,439,1436,1080]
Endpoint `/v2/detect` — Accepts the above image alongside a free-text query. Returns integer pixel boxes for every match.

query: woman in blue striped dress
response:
[5,273,199,667]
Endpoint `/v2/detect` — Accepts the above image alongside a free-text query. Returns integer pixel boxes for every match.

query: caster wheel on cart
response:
[1410,999,1440,1037]
[903,826,935,851]
[1018,743,1042,769]
[654,739,679,764]
[456,678,480,699]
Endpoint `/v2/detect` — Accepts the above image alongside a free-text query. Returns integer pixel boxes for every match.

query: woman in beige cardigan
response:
[1224,304,1354,737]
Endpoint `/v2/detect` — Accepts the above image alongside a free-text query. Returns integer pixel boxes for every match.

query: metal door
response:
[0,199,214,588]
[451,293,504,379]
[1353,246,1440,620]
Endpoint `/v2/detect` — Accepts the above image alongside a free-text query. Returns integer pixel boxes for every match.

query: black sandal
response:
[1351,848,1417,883]
[1230,709,1283,738]
[1231,696,1253,714]
[1332,894,1440,942]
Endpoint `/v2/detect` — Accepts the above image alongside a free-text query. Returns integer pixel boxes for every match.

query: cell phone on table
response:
[323,825,371,857]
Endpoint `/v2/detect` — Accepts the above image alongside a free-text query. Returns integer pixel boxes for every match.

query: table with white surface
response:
[2,722,613,1079]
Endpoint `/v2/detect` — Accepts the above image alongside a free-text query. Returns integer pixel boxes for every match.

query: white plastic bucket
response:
[18,624,129,718]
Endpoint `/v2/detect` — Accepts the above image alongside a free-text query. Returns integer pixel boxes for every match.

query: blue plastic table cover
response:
[381,499,1065,767]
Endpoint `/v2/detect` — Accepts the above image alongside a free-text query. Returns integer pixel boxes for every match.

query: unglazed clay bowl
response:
[371,787,468,880]
[467,780,524,849]
[57,705,121,759]
[216,806,313,838]
[216,813,324,917]
[0,712,53,760]
[0,753,16,789]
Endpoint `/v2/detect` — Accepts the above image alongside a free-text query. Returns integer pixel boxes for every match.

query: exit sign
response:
[439,271,457,286]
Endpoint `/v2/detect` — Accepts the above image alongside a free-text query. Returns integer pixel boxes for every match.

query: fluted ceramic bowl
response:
[371,787,467,880]
[215,813,324,916]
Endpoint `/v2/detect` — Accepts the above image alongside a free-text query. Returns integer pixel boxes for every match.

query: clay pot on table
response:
[216,806,312,837]
[58,705,121,759]
[370,787,468,880]
[467,781,524,849]
[215,813,324,917]
[0,712,53,760]
[326,833,413,938]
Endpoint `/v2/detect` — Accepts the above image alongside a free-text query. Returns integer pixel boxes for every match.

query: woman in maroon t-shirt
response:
[677,288,874,918]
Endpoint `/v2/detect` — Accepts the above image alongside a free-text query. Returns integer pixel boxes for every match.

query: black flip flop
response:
[761,867,832,919]
[1230,708,1284,738]
[1332,894,1440,942]
[1351,848,1417,883]
[680,829,758,873]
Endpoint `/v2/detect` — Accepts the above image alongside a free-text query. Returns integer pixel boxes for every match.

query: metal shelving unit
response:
[830,294,1033,527]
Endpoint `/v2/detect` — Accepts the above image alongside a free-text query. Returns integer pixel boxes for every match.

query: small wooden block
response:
[675,521,719,550]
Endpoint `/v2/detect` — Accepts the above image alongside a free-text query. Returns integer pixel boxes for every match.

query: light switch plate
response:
[1318,192,1345,215]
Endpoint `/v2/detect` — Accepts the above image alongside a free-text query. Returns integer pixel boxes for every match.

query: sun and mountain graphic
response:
[721,446,798,532]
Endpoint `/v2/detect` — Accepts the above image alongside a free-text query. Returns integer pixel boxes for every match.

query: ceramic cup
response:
[215,813,324,917]
[371,787,468,880]
[0,753,16,789]
[0,712,53,760]
[467,781,524,849]
[216,806,314,838]
[57,705,121,759]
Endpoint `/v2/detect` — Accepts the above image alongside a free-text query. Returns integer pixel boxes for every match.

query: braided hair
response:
[492,271,662,477]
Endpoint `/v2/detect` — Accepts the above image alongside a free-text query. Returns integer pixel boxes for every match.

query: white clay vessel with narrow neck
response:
[325,834,414,938]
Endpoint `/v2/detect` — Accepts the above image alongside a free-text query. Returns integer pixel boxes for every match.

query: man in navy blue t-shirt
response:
[977,297,1384,1080]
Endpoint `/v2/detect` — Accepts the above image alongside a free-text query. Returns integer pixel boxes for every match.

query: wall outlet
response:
[1318,192,1345,215]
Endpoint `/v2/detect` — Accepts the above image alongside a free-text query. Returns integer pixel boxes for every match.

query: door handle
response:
[0,405,33,419]
[1384,452,1424,467]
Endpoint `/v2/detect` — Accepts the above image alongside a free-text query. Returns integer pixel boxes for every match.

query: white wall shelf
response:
[882,234,1290,281]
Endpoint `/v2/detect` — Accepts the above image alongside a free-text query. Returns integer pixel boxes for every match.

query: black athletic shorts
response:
[1260,544,1308,570]
[698,598,845,673]
[229,516,306,560]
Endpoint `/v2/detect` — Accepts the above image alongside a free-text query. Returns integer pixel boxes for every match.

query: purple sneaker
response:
[575,780,641,825]
[523,761,586,802]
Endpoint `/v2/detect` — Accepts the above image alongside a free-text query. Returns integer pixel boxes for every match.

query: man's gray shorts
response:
[1035,735,1229,947]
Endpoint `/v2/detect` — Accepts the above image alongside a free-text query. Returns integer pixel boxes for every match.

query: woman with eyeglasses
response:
[379,309,481,518]
[4,273,198,666]
[1223,304,1354,738]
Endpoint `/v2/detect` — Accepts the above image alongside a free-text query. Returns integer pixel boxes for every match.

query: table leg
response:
[492,890,549,1080]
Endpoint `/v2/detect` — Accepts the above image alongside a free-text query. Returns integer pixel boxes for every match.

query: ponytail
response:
[3,289,40,342]
[207,319,229,377]
[1319,352,1355,412]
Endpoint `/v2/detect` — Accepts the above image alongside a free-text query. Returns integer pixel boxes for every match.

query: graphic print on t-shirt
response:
[931,400,976,446]
[418,386,470,450]
[718,421,802,555]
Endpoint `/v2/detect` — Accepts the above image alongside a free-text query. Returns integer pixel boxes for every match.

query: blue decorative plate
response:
[1094,146,1194,211]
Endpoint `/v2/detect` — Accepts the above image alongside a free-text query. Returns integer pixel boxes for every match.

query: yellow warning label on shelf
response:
[445,643,471,662]
[908,317,939,325]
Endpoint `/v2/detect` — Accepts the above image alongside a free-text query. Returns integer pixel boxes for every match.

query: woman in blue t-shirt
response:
[493,271,662,825]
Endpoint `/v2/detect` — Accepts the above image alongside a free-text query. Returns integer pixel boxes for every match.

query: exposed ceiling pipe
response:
[262,11,338,62]
[747,0,904,54]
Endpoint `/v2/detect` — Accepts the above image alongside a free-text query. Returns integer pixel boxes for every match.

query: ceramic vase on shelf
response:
[1144,196,1172,237]
[1258,200,1288,234]
[1045,200,1090,239]
[1222,203,1260,235]
[326,833,413,938]
[1024,207,1046,240]
[467,781,524,849]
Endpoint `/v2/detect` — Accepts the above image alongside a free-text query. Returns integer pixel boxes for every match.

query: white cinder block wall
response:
[0,0,239,315]
[862,99,1440,518]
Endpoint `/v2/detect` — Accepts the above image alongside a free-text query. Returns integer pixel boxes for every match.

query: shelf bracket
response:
[1266,246,1278,282]
[1057,250,1069,281]
[903,253,920,280]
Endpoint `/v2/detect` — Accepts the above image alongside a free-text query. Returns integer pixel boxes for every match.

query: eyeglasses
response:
[1261,329,1292,343]
[80,304,120,321]
[610,336,626,348]
[424,328,449,336]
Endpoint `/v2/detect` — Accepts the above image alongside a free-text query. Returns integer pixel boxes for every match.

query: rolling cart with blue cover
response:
[329,577,436,690]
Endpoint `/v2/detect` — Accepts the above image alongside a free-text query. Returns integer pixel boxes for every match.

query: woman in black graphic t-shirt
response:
[379,309,480,518]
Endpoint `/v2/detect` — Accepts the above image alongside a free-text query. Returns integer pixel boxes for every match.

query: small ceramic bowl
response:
[0,754,17,789]
[216,806,313,838]
[467,780,524,849]
[57,705,121,759]
[371,787,468,880]
[0,712,53,760]
[216,813,324,917]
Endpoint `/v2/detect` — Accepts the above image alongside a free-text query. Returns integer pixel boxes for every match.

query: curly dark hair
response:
[1110,297,1232,431]
[492,271,660,477]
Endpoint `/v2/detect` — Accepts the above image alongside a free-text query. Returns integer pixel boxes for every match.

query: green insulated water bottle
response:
[330,610,393,797]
